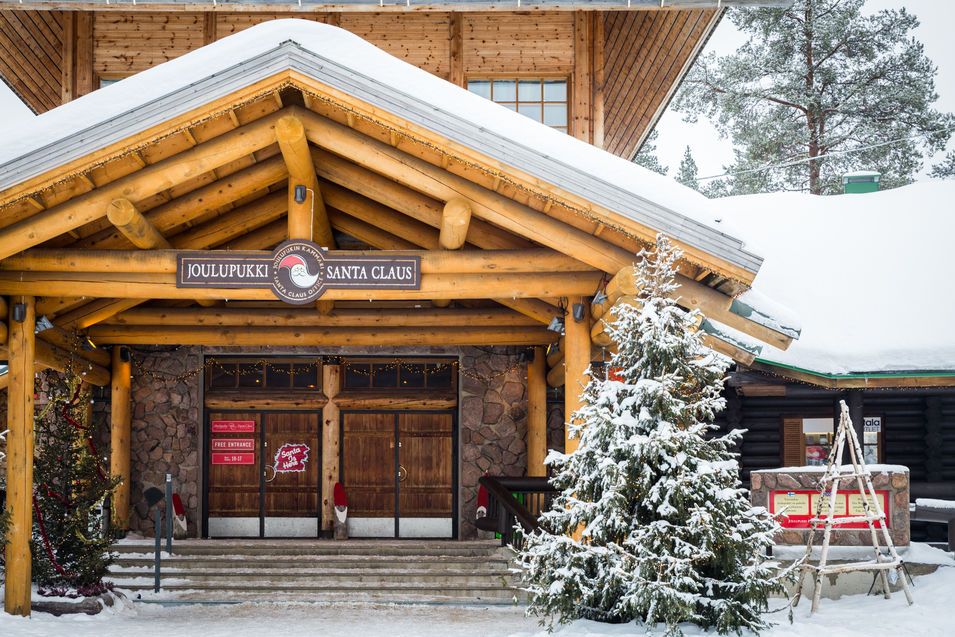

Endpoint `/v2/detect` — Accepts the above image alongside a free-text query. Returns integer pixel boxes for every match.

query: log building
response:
[4,0,948,615]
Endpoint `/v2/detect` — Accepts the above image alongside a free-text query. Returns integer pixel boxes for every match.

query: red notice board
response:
[211,438,255,452]
[210,420,256,433]
[769,489,890,529]
[211,452,255,465]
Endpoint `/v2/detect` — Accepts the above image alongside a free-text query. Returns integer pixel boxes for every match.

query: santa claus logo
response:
[270,240,327,304]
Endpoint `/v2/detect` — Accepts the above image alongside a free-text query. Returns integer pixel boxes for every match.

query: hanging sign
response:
[769,489,890,529]
[211,438,255,452]
[211,452,255,465]
[273,442,310,473]
[177,240,421,305]
[210,420,256,433]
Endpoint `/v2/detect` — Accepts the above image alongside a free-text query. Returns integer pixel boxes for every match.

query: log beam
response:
[4,295,35,616]
[34,337,111,386]
[106,198,171,250]
[87,325,557,347]
[0,110,285,259]
[433,197,472,309]
[106,307,539,327]
[564,296,591,454]
[2,248,590,275]
[276,114,334,247]
[527,345,548,477]
[109,346,132,531]
[0,271,602,301]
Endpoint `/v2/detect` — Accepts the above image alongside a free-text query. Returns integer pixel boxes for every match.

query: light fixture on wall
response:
[11,303,26,323]
[294,185,308,204]
[119,346,131,363]
[572,303,586,323]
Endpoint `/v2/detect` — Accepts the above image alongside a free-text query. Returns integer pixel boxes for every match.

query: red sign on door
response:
[211,452,255,465]
[211,438,255,452]
[274,443,310,473]
[211,420,256,433]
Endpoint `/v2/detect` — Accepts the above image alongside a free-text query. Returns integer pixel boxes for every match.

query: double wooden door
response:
[341,411,455,538]
[206,411,320,537]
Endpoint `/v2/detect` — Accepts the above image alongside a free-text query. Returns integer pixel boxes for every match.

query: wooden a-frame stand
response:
[793,400,914,614]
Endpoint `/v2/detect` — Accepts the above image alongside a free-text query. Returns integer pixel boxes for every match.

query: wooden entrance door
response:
[205,411,320,537]
[341,411,455,538]
[206,412,261,537]
[263,412,321,537]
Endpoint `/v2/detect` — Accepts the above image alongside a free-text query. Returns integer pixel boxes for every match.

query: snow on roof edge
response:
[0,19,764,279]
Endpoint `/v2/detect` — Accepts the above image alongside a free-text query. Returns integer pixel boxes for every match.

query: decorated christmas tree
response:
[31,373,119,596]
[518,235,786,636]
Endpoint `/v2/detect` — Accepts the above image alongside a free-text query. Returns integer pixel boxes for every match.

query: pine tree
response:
[633,130,669,176]
[32,373,119,596]
[930,150,955,179]
[518,235,786,636]
[675,0,954,195]
[675,146,701,191]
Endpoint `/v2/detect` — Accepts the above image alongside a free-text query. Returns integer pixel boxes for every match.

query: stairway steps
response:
[109,539,520,605]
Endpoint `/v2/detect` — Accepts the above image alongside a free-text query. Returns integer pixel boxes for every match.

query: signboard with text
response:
[177,241,421,305]
[211,438,255,452]
[210,420,256,433]
[211,452,255,465]
[769,489,890,529]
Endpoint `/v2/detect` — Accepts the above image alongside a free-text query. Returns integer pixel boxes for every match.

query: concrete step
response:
[128,588,522,605]
[109,569,516,585]
[115,581,519,600]
[113,541,507,559]
[111,555,511,570]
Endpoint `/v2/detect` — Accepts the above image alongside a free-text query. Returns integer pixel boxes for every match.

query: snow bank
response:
[710,181,955,375]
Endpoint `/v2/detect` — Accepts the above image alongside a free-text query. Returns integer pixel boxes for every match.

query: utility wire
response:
[697,125,955,181]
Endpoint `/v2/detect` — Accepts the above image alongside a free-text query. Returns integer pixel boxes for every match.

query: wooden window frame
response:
[204,356,323,394]
[465,74,571,134]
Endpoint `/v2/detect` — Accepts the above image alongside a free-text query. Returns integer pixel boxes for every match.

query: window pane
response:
[238,363,264,388]
[427,363,453,389]
[492,80,517,102]
[344,363,371,389]
[518,79,542,101]
[467,80,491,99]
[543,103,567,127]
[400,364,425,388]
[498,102,517,112]
[517,103,542,122]
[209,362,236,389]
[372,363,398,388]
[292,363,319,389]
[543,80,567,102]
[266,363,292,388]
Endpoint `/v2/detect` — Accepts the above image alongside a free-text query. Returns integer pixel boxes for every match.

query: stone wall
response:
[126,346,202,536]
[751,466,910,547]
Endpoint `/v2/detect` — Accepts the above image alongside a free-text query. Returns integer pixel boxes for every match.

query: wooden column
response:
[527,346,548,477]
[592,12,605,149]
[110,345,132,531]
[449,13,465,87]
[276,115,334,248]
[572,11,594,143]
[563,296,591,454]
[321,363,341,533]
[4,295,35,617]
[74,12,94,97]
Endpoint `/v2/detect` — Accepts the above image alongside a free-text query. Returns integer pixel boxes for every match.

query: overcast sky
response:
[653,0,955,181]
[0,1,952,183]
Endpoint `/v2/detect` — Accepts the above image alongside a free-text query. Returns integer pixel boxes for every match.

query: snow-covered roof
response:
[712,181,955,376]
[0,19,763,279]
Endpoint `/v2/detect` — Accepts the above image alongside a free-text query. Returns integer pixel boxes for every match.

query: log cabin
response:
[3,0,945,613]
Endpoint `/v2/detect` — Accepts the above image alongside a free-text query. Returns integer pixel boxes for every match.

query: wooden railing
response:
[476,476,557,548]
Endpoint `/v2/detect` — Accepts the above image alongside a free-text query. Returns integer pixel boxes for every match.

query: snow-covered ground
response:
[1,565,952,637]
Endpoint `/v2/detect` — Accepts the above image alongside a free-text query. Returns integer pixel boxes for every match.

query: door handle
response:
[398,465,407,482]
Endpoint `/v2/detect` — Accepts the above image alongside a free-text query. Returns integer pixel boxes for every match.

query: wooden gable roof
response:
[0,20,797,385]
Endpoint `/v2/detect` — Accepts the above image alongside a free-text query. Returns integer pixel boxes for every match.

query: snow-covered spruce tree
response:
[518,235,786,636]
[633,130,669,176]
[32,373,119,596]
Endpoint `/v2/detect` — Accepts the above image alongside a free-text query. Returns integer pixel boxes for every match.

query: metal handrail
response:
[477,475,557,548]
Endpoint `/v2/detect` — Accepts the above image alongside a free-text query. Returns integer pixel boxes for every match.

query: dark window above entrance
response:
[206,358,321,392]
[343,358,456,392]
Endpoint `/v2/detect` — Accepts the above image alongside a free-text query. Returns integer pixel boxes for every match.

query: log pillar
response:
[4,295,35,617]
[321,362,341,532]
[563,296,591,454]
[433,197,472,309]
[526,346,548,477]
[110,345,132,531]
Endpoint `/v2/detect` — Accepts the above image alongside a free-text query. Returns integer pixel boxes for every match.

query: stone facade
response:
[126,347,202,536]
[750,466,910,547]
